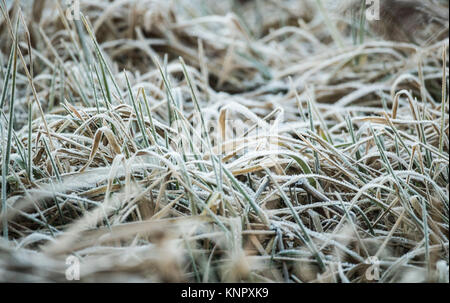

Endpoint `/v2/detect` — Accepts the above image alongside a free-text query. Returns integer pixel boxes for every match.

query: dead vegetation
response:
[0,0,448,282]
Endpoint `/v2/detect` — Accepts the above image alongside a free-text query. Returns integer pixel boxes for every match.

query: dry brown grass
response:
[0,0,448,282]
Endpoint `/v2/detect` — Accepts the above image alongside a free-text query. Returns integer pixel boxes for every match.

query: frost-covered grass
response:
[0,0,448,282]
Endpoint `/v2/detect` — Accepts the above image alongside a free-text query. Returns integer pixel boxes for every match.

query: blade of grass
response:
[1,24,18,239]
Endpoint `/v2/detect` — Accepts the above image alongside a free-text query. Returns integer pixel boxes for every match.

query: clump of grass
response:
[0,0,448,282]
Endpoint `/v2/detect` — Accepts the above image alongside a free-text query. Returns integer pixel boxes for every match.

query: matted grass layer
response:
[0,0,448,282]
